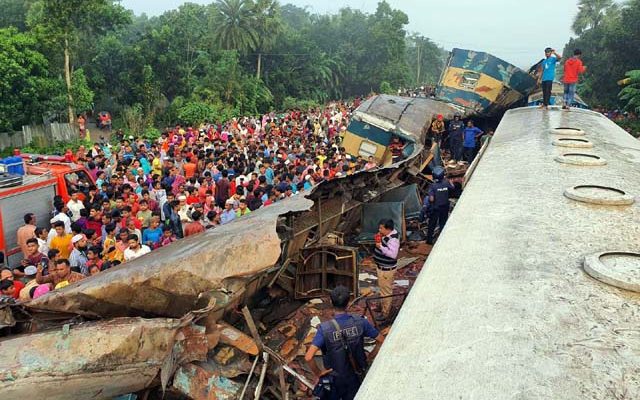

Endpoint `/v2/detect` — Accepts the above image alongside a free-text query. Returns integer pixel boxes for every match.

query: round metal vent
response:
[552,137,594,148]
[564,185,635,205]
[554,153,607,166]
[551,127,586,136]
[584,251,640,292]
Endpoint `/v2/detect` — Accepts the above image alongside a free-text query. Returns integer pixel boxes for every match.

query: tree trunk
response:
[256,53,262,80]
[64,36,75,124]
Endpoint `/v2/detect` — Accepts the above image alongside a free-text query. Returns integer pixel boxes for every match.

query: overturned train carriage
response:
[342,94,465,166]
[436,48,537,116]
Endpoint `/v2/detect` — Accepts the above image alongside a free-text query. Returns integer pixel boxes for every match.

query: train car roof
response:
[357,107,640,399]
[352,95,464,143]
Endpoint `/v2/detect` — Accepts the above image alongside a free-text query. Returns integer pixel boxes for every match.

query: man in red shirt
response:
[0,278,25,299]
[183,210,206,237]
[562,49,587,110]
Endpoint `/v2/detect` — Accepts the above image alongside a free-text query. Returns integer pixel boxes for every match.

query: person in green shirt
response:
[136,200,153,229]
[236,199,252,217]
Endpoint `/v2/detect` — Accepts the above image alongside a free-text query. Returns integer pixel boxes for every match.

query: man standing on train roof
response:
[538,47,562,110]
[426,167,454,245]
[304,286,385,400]
[562,49,587,110]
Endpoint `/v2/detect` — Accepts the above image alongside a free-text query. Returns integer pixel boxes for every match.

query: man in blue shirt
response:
[538,47,562,109]
[305,286,384,400]
[463,120,484,163]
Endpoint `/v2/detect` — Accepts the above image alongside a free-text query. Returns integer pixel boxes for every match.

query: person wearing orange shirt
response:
[49,221,73,260]
[183,156,197,179]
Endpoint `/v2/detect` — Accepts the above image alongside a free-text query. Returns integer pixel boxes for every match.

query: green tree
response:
[0,28,57,130]
[251,0,282,79]
[0,0,35,31]
[619,70,640,113]
[564,0,640,107]
[211,0,258,54]
[572,0,616,34]
[27,0,130,123]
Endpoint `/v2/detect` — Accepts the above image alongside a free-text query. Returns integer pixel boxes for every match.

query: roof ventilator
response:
[552,137,594,148]
[584,251,640,293]
[554,153,607,166]
[564,185,635,205]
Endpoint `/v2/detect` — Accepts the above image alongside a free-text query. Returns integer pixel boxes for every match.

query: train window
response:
[358,141,378,158]
[460,71,481,90]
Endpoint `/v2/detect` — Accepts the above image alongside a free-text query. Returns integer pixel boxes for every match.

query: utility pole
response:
[416,37,421,86]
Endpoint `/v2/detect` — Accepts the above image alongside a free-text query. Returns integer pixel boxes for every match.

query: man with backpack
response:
[305,286,385,400]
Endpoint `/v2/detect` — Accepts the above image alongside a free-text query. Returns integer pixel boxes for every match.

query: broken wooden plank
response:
[218,322,259,356]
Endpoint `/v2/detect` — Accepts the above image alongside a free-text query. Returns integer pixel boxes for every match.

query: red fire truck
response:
[0,155,95,267]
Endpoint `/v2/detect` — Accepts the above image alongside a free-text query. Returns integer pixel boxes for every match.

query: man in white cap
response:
[69,234,89,275]
[220,199,237,225]
[177,195,192,223]
[19,265,39,301]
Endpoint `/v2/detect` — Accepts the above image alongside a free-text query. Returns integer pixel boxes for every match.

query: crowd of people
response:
[1,101,394,301]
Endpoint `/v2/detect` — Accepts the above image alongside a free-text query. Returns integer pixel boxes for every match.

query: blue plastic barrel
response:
[1,156,25,175]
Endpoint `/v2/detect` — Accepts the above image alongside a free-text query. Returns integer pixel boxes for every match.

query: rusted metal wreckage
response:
[0,95,457,399]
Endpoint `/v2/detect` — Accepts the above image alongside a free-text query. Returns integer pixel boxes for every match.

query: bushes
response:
[281,97,320,112]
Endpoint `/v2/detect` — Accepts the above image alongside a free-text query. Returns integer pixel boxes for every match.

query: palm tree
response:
[572,0,615,34]
[211,0,258,54]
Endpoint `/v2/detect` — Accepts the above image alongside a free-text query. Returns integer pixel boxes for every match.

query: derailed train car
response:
[342,95,465,166]
[436,48,537,115]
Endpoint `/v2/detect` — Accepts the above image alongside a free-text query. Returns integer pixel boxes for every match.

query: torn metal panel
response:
[25,196,313,318]
[0,317,207,400]
[172,363,243,400]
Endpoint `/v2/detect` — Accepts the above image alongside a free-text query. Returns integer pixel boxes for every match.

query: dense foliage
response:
[0,0,446,131]
[563,0,640,108]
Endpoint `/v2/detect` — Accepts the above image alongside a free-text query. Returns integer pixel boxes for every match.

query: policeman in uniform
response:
[448,114,465,163]
[305,286,385,400]
[426,167,454,245]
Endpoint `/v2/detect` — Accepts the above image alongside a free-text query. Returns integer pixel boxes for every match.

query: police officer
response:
[448,114,465,164]
[305,286,385,400]
[426,167,454,245]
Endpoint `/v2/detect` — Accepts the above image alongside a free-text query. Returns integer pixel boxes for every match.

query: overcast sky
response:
[121,0,584,68]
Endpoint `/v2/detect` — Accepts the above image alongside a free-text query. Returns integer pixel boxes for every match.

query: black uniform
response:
[426,179,454,244]
[448,120,465,161]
